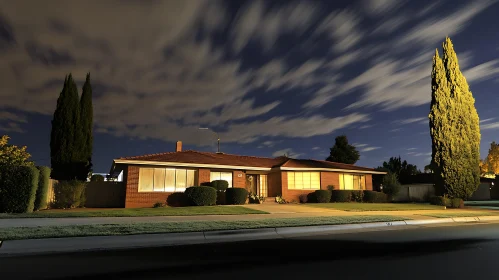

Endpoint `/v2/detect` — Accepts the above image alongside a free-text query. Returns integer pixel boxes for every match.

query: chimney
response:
[175,141,182,152]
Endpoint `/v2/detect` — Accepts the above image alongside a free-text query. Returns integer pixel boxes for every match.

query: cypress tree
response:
[429,37,481,199]
[79,73,93,180]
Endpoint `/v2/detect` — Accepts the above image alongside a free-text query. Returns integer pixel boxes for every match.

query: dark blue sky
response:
[1,0,499,173]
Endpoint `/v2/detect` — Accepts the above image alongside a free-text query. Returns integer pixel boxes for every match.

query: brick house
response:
[110,141,386,208]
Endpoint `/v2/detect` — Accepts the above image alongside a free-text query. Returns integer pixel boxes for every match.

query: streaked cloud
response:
[272,148,302,158]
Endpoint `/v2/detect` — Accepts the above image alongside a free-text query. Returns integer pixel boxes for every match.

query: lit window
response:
[287,172,320,190]
[138,167,196,192]
[138,168,154,192]
[339,174,366,190]
[259,175,268,197]
[210,171,233,188]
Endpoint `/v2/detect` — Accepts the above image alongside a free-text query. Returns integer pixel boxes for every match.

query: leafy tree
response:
[90,174,105,182]
[429,37,481,199]
[377,156,420,183]
[326,135,359,164]
[481,142,499,175]
[381,172,401,197]
[78,73,94,180]
[424,164,434,174]
[0,135,34,166]
[50,74,81,180]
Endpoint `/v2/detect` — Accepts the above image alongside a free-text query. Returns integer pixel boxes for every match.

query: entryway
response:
[245,174,268,197]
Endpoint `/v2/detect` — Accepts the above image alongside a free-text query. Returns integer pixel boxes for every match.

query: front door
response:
[245,174,257,195]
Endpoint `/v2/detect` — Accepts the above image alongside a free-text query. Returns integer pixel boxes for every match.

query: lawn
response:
[305,202,445,211]
[421,211,498,218]
[0,215,405,240]
[0,206,267,219]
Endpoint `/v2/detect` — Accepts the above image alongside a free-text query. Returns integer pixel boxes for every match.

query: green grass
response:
[305,202,445,211]
[0,206,267,219]
[0,215,405,240]
[421,212,499,218]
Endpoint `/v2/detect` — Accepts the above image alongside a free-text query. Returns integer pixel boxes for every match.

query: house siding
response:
[198,168,210,185]
[233,170,246,188]
[267,171,282,197]
[365,174,373,190]
[125,165,172,208]
[320,172,339,189]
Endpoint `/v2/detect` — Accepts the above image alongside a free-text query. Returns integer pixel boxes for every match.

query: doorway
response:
[245,174,257,195]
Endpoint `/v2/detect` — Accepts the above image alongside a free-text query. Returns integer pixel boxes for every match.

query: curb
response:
[1,215,497,256]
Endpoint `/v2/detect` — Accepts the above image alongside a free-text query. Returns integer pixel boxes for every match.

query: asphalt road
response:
[1,222,499,280]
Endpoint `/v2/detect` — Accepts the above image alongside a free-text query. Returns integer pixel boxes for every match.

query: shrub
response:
[200,182,212,187]
[299,193,308,203]
[306,192,316,203]
[52,180,87,209]
[184,186,217,206]
[351,190,364,202]
[363,191,388,203]
[91,174,105,182]
[153,202,164,208]
[225,188,248,205]
[450,198,464,209]
[210,180,229,192]
[166,192,189,207]
[0,165,39,213]
[327,185,335,191]
[331,190,352,202]
[249,193,265,204]
[429,196,451,207]
[275,195,287,204]
[314,190,332,203]
[34,166,51,211]
[382,172,401,197]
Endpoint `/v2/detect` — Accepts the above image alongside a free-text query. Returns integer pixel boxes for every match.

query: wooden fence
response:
[46,180,125,208]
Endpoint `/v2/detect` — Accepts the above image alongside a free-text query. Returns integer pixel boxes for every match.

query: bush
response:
[327,185,335,191]
[429,196,451,207]
[306,192,316,203]
[166,192,189,207]
[225,188,248,205]
[210,180,229,192]
[331,190,352,202]
[382,172,401,197]
[351,190,364,202]
[217,192,226,205]
[299,193,309,203]
[153,202,164,208]
[450,198,464,209]
[314,190,332,203]
[52,180,87,209]
[91,174,105,182]
[0,165,39,213]
[34,166,51,211]
[184,186,217,206]
[363,191,388,203]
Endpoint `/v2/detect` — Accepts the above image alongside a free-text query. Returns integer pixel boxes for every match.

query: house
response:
[109,141,386,208]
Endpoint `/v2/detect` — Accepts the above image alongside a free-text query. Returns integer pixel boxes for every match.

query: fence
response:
[46,180,125,208]
[470,183,492,201]
[392,184,435,202]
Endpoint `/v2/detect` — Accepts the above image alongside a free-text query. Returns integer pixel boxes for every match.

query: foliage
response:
[79,73,94,180]
[429,37,481,199]
[381,172,401,197]
[363,191,388,203]
[429,196,451,207]
[377,156,421,184]
[90,174,105,182]
[314,190,332,203]
[210,180,229,192]
[331,190,352,202]
[225,188,248,205]
[299,193,309,203]
[450,198,464,209]
[153,202,164,208]
[326,135,360,164]
[0,165,39,213]
[52,180,87,209]
[275,195,287,204]
[166,192,189,207]
[34,166,51,211]
[248,192,265,204]
[351,190,364,202]
[481,142,499,175]
[327,185,335,191]
[306,192,317,203]
[184,186,217,206]
[0,135,34,166]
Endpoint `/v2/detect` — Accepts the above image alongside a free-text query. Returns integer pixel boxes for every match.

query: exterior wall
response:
[198,168,210,185]
[320,172,339,190]
[233,170,246,188]
[280,171,313,202]
[365,174,373,191]
[86,181,125,208]
[126,165,173,208]
[267,171,282,197]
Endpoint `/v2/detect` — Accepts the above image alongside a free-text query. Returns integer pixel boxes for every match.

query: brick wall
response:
[233,170,245,188]
[365,174,373,190]
[267,171,282,197]
[320,172,339,190]
[125,165,172,208]
[280,171,314,202]
[198,168,210,185]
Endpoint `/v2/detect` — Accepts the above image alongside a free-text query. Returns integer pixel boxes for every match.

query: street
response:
[1,222,498,280]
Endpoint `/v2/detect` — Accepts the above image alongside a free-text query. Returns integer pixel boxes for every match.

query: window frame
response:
[210,171,233,188]
[138,167,196,193]
[339,174,366,190]
[287,172,320,190]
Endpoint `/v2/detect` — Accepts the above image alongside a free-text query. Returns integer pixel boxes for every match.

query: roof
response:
[114,150,382,173]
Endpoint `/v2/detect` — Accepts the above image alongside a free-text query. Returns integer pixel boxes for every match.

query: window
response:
[339,174,366,190]
[259,175,268,197]
[210,172,233,188]
[287,172,320,190]
[138,167,196,192]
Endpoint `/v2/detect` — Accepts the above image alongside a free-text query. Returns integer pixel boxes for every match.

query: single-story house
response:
[110,141,386,208]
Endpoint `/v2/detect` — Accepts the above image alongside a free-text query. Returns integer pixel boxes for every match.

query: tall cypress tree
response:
[50,74,80,180]
[429,37,481,199]
[79,73,93,180]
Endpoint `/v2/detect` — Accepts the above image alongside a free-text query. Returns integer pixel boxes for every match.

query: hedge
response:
[225,188,248,205]
[450,198,463,209]
[34,166,51,211]
[299,193,309,203]
[363,191,388,203]
[351,190,364,202]
[166,192,189,207]
[331,190,352,202]
[429,196,451,207]
[0,165,39,213]
[52,180,87,209]
[184,186,217,206]
[314,190,332,203]
[210,180,229,192]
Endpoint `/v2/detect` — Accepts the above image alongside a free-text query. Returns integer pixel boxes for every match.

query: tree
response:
[481,142,499,175]
[0,135,34,166]
[381,172,401,198]
[50,74,81,180]
[78,73,94,180]
[424,164,434,174]
[326,135,360,164]
[429,37,481,199]
[377,156,420,183]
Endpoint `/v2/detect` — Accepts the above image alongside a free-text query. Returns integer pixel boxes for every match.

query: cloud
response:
[361,146,381,152]
[316,9,364,52]
[353,143,368,147]
[312,146,321,150]
[0,111,27,123]
[363,0,403,16]
[480,118,495,123]
[0,122,25,133]
[257,140,279,148]
[393,117,427,125]
[411,152,432,157]
[482,122,499,130]
[390,128,402,132]
[407,148,417,150]
[272,148,302,158]
[370,16,407,35]
[358,124,373,129]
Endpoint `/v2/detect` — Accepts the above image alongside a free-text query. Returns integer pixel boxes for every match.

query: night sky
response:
[1,0,499,173]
